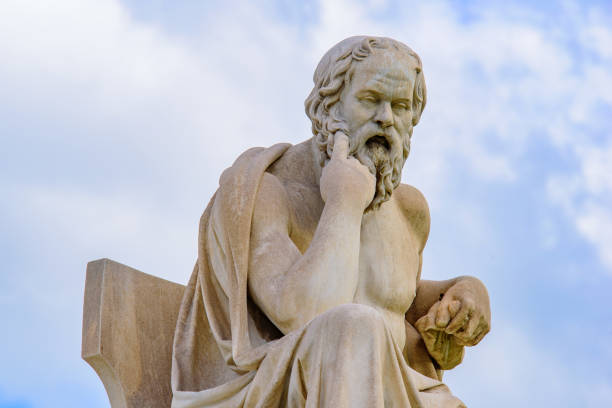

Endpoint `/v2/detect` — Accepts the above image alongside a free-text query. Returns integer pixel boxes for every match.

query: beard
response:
[318,122,411,212]
[349,124,409,212]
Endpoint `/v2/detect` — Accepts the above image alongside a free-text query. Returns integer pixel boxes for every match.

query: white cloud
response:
[0,185,197,405]
[548,142,612,272]
[444,318,612,407]
[579,8,612,60]
[0,0,316,183]
[14,186,196,280]
[578,144,612,195]
[548,9,612,273]
[576,203,612,268]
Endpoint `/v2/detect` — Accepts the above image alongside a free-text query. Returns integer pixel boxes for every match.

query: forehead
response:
[348,49,418,97]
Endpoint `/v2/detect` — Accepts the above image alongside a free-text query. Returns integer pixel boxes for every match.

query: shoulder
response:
[394,184,430,251]
[252,171,292,235]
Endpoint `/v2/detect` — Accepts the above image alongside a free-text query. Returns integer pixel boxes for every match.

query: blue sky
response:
[1,0,611,407]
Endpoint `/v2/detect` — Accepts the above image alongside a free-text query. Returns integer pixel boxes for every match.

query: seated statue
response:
[171,36,491,408]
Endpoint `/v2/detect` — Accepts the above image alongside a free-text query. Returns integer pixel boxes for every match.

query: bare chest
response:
[354,201,420,314]
[288,190,420,314]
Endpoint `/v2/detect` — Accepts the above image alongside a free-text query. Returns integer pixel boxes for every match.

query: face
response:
[338,49,417,172]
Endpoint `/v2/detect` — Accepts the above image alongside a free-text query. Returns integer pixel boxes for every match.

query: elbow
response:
[264,292,303,335]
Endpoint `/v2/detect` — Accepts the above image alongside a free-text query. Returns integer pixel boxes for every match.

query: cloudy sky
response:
[1,0,611,407]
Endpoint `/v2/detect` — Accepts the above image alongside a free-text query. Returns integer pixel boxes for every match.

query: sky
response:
[0,0,611,406]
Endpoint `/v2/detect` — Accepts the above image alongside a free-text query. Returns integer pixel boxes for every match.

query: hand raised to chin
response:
[320,132,376,212]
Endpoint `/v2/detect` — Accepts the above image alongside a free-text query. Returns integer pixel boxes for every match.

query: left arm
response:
[398,185,491,368]
[405,277,461,326]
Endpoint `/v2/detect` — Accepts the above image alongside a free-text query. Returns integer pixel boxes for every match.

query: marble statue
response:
[171,36,491,408]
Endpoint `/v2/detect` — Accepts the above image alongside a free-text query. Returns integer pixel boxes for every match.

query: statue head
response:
[305,36,427,211]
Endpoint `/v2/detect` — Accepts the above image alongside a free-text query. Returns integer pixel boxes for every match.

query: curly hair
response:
[304,36,427,167]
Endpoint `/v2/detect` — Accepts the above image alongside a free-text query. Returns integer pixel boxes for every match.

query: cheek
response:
[394,114,412,132]
[351,104,374,122]
[346,113,372,135]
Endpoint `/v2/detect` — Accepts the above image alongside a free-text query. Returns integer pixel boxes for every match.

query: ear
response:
[411,69,427,126]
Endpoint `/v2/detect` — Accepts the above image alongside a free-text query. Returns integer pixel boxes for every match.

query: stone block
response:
[82,259,185,408]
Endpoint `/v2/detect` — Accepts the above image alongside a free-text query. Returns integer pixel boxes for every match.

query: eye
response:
[392,101,411,111]
[359,95,378,104]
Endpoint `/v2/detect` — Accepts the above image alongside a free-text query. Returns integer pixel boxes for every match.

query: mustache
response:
[348,125,401,156]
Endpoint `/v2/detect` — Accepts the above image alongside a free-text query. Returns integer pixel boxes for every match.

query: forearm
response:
[249,133,374,334]
[277,199,363,331]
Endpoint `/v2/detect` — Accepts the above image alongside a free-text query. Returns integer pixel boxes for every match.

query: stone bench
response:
[81,259,185,408]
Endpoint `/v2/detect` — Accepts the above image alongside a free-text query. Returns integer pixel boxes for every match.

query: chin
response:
[361,154,405,213]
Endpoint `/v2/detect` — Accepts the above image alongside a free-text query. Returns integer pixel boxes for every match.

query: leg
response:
[286,304,465,408]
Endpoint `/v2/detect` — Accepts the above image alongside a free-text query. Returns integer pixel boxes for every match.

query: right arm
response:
[248,134,375,334]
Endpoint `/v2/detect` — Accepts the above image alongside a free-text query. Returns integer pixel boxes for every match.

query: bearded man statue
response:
[171,36,491,408]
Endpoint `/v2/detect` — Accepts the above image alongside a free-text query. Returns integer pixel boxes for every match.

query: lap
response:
[179,304,464,407]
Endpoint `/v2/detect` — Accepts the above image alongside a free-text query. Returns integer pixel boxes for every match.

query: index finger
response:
[331,132,349,160]
[445,305,470,334]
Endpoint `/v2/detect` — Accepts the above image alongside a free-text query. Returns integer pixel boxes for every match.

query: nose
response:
[374,101,393,128]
